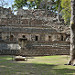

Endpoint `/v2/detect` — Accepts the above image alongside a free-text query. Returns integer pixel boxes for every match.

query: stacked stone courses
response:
[0,7,70,56]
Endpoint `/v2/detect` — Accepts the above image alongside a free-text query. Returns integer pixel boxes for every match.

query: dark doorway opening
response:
[48,36,51,41]
[35,36,38,41]
[22,35,26,38]
[10,35,14,41]
[0,37,2,40]
[61,35,63,41]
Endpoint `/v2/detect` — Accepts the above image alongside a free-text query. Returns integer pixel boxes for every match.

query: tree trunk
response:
[57,0,61,22]
[68,0,75,65]
[45,0,48,14]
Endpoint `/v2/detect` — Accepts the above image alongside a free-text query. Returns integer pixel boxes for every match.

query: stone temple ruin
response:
[0,7,70,56]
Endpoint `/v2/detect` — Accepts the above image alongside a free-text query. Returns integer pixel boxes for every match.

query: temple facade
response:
[0,7,70,42]
[0,7,70,56]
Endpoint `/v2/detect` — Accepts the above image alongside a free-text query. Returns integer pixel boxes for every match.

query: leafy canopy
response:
[61,0,71,24]
[12,0,27,9]
[12,0,42,9]
[13,0,71,25]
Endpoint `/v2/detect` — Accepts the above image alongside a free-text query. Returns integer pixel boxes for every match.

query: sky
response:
[0,0,28,9]
[0,0,14,8]
[0,0,28,14]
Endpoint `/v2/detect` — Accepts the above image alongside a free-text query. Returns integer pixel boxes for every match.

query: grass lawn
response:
[0,55,75,75]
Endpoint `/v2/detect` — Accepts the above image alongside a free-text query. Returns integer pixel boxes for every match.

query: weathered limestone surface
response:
[0,7,70,55]
[0,41,21,55]
[20,41,70,56]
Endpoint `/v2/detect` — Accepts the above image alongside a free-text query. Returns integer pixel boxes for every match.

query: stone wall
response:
[0,7,70,56]
[0,18,48,27]
[0,41,20,55]
[1,32,68,43]
[0,41,70,56]
[0,7,12,18]
[20,41,70,56]
[17,9,55,18]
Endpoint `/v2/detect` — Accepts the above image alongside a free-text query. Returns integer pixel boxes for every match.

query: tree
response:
[13,0,57,10]
[66,0,75,66]
[61,0,71,24]
[48,0,62,22]
[12,0,42,9]
[57,0,61,22]
[51,0,71,24]
[54,0,62,22]
[12,0,71,25]
[12,0,27,9]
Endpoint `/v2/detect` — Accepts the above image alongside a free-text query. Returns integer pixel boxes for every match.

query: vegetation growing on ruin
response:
[12,0,71,24]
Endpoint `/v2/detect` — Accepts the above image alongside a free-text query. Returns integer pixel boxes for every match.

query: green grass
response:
[0,55,75,75]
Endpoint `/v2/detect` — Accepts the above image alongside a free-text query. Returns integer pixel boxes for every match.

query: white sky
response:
[0,0,14,8]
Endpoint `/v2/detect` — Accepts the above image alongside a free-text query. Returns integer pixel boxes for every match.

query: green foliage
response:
[61,0,71,24]
[12,0,42,9]
[51,0,71,25]
[34,0,42,9]
[53,0,62,11]
[12,0,27,9]
[13,0,71,25]
[28,0,42,9]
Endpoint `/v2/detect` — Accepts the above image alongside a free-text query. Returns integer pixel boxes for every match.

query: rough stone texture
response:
[0,7,70,55]
[0,7,12,18]
[20,41,70,56]
[0,41,21,55]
